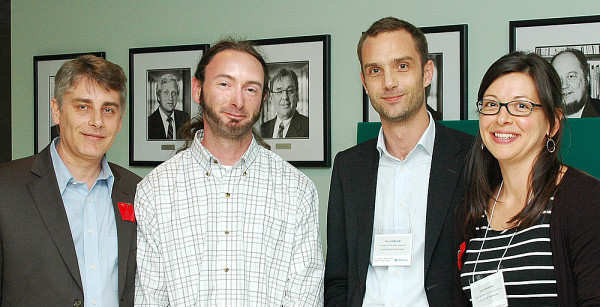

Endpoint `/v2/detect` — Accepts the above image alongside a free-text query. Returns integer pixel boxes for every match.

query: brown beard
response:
[199,91,261,140]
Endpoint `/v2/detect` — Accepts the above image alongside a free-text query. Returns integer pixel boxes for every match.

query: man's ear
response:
[50,98,61,126]
[361,71,369,96]
[422,59,434,88]
[192,77,202,104]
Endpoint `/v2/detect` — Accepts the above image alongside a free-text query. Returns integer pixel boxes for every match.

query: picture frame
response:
[510,15,600,118]
[34,52,105,153]
[363,24,468,122]
[251,34,331,167]
[129,44,208,166]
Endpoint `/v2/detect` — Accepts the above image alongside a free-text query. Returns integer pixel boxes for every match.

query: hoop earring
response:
[546,137,556,153]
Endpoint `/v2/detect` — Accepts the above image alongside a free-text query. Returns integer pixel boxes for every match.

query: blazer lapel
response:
[355,139,379,285]
[423,122,462,277]
[28,148,83,290]
[110,168,135,298]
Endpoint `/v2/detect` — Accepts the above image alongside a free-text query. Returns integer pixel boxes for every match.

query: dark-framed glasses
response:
[476,99,543,116]
[271,88,297,96]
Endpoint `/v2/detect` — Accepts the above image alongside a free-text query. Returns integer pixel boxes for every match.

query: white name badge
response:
[372,233,412,266]
[470,271,508,307]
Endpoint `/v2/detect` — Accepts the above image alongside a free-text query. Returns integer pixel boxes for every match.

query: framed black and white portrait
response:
[251,35,331,167]
[129,44,208,166]
[34,52,106,153]
[510,15,600,118]
[363,24,468,122]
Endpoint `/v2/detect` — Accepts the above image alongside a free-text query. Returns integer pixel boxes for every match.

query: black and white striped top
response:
[460,210,558,306]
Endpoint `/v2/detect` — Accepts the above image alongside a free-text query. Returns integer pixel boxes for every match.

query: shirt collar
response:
[191,129,259,171]
[376,111,436,161]
[50,137,114,194]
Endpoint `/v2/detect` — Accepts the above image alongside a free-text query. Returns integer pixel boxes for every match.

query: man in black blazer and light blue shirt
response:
[324,17,473,306]
[0,55,140,306]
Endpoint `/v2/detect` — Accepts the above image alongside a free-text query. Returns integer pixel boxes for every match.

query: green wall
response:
[11,1,600,252]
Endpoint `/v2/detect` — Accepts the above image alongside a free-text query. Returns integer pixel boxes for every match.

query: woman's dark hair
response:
[463,51,564,239]
[178,38,271,151]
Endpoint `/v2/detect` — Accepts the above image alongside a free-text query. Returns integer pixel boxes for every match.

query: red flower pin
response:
[457,241,466,271]
[118,202,135,222]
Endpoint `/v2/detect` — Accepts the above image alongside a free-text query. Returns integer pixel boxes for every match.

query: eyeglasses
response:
[476,99,543,117]
[271,88,297,96]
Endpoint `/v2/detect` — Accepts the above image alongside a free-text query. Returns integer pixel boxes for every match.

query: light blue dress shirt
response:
[50,138,119,307]
[363,113,435,307]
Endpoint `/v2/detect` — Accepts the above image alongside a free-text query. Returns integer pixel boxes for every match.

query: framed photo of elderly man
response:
[252,35,331,167]
[362,24,468,122]
[510,15,600,118]
[129,44,208,166]
[34,52,106,154]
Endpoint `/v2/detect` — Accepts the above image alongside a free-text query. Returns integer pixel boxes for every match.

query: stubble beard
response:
[372,86,426,123]
[200,92,261,140]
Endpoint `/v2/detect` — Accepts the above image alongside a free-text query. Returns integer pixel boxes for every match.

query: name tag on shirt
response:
[470,271,508,307]
[372,233,412,266]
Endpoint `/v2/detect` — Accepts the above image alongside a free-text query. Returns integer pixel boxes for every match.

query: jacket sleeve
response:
[324,155,349,306]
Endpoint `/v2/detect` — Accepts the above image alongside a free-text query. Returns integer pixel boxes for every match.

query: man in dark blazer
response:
[147,73,190,140]
[0,55,140,306]
[324,18,473,306]
[260,68,309,138]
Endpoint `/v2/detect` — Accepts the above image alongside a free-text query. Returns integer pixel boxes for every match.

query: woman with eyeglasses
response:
[455,52,600,306]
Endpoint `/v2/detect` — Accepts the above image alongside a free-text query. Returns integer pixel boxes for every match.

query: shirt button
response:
[225,230,230,235]
[243,171,247,176]
[92,299,97,305]
[206,171,210,176]
[86,196,90,202]
[390,301,396,306]
[88,228,93,234]
[225,193,230,197]
[401,166,406,172]
[73,299,82,307]
[394,269,399,275]
[224,267,229,272]
[90,264,95,270]
[213,159,218,164]
[398,201,405,206]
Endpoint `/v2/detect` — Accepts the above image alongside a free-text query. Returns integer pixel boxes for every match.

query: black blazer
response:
[0,145,141,306]
[324,121,473,306]
[147,108,190,140]
[260,110,309,138]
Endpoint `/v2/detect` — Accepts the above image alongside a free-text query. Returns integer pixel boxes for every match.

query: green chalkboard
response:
[357,118,600,179]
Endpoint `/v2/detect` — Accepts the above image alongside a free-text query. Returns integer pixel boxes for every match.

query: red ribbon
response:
[457,241,466,271]
[118,202,135,222]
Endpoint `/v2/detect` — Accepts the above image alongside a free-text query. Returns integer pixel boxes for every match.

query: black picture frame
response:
[251,34,331,167]
[363,24,468,122]
[510,15,600,118]
[129,44,208,166]
[34,52,106,153]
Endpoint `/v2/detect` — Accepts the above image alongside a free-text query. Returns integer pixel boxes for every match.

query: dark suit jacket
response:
[0,145,141,306]
[147,108,190,140]
[324,121,473,306]
[581,98,600,117]
[260,110,309,138]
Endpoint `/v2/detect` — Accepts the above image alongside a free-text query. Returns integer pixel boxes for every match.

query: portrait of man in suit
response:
[0,55,140,306]
[551,49,600,118]
[147,72,190,140]
[324,17,473,306]
[260,67,309,138]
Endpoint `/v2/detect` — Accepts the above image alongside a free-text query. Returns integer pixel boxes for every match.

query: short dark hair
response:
[550,48,591,89]
[179,38,270,151]
[357,17,429,69]
[54,54,127,112]
[464,51,564,239]
[269,67,299,92]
